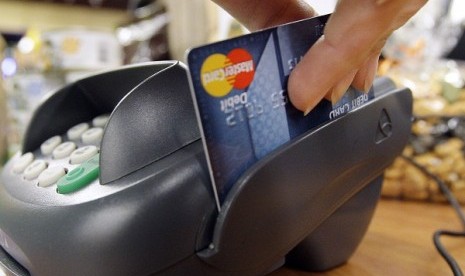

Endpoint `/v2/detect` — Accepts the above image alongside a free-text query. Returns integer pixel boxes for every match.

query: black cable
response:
[401,155,465,227]
[401,155,465,276]
[433,230,465,276]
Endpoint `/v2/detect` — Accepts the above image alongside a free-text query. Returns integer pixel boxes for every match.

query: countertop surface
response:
[272,199,465,276]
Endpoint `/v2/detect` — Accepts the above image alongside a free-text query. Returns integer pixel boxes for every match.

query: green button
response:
[57,154,100,194]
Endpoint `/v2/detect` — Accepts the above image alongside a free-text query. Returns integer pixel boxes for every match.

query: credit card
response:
[186,14,373,210]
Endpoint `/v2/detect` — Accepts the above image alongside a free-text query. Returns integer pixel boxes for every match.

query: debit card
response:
[186,14,373,210]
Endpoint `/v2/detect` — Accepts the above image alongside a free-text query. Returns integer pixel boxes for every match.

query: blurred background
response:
[0,0,337,160]
[0,0,464,203]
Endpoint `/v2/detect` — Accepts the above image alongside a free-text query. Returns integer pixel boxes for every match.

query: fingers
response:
[351,53,380,93]
[288,35,354,113]
[288,0,427,113]
[297,53,377,116]
[330,69,358,104]
[213,0,427,113]
[211,0,317,31]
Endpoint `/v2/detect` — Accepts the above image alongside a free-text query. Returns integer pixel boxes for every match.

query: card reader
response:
[0,61,412,275]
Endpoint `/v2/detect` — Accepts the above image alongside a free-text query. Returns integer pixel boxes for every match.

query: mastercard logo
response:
[200,48,255,97]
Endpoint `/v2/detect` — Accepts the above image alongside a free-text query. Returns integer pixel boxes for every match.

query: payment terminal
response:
[0,60,412,275]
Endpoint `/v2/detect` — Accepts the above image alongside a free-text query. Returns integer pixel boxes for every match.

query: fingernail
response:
[330,84,348,105]
[363,70,377,92]
[363,80,372,93]
[303,108,311,116]
[303,103,316,116]
[330,70,357,105]
[362,70,376,93]
[324,90,332,101]
[303,90,332,116]
[363,56,378,92]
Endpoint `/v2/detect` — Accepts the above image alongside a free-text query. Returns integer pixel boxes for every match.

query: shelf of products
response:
[382,60,465,204]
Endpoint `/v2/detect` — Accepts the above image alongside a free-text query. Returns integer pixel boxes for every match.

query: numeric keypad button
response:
[81,128,103,145]
[13,153,34,174]
[92,114,109,128]
[38,167,66,187]
[41,135,62,156]
[70,146,98,165]
[52,142,77,160]
[67,123,89,140]
[24,160,48,180]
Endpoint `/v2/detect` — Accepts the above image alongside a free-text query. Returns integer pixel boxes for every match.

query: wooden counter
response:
[272,199,465,276]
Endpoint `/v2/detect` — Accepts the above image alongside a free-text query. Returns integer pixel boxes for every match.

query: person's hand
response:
[212,0,427,114]
[288,0,427,114]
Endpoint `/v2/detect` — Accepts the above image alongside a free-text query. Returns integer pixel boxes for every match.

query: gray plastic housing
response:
[0,61,412,275]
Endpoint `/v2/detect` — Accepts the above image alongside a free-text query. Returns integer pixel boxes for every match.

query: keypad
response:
[12,114,109,193]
